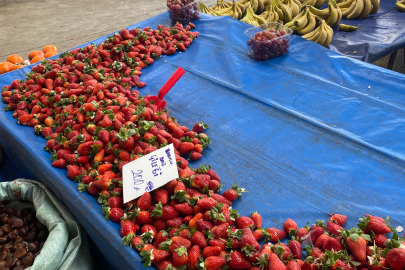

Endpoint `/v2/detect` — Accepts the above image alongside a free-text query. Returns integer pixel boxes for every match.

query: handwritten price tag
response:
[123,144,179,203]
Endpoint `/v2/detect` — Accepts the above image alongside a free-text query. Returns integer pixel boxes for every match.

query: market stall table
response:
[1,13,405,270]
[328,0,405,63]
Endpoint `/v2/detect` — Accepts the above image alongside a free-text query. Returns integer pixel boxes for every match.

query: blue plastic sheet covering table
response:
[1,13,405,270]
[329,0,405,62]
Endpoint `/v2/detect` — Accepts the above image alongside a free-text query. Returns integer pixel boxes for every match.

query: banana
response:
[297,11,316,34]
[333,0,343,22]
[302,28,321,41]
[370,0,380,13]
[294,9,309,27]
[325,2,338,26]
[346,0,364,19]
[285,0,300,17]
[216,4,235,14]
[292,0,302,10]
[314,22,328,46]
[252,10,267,24]
[308,5,329,18]
[285,8,305,27]
[278,1,293,22]
[257,0,266,14]
[251,0,259,12]
[338,23,358,31]
[359,0,372,19]
[341,0,357,17]
[338,0,355,8]
[241,5,260,25]
[322,22,334,47]
[200,2,221,15]
[274,4,285,20]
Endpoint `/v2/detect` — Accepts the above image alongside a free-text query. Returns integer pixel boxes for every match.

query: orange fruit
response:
[0,62,13,75]
[11,64,26,71]
[28,51,44,61]
[31,55,45,64]
[44,51,58,58]
[7,54,24,64]
[42,45,58,54]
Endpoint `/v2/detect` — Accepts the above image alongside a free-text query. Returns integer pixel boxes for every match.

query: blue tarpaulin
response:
[329,0,405,62]
[0,13,405,270]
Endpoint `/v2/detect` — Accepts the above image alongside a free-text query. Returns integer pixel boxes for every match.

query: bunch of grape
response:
[247,29,290,61]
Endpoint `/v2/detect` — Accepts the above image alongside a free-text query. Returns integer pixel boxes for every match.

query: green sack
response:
[0,179,93,270]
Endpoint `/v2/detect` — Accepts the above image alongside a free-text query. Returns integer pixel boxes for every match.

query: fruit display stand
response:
[0,12,405,270]
[329,0,405,63]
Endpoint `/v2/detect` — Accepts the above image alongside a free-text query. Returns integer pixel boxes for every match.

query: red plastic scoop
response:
[146,67,185,110]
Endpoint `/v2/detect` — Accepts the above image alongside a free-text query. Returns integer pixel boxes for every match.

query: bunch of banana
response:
[302,19,333,47]
[212,0,233,10]
[258,10,278,22]
[241,5,263,25]
[396,0,405,11]
[200,2,221,15]
[238,0,266,13]
[284,7,316,35]
[284,0,301,17]
[265,0,293,23]
[214,0,245,19]
[340,0,379,19]
[300,0,326,8]
[311,0,342,26]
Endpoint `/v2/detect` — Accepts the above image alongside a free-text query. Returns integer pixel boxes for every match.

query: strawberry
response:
[192,121,208,133]
[212,194,232,206]
[269,253,287,270]
[179,142,194,155]
[154,220,167,232]
[163,236,192,252]
[322,237,342,252]
[77,141,93,156]
[154,231,169,248]
[228,251,251,269]
[272,243,293,260]
[211,223,228,239]
[309,221,325,243]
[52,159,66,168]
[288,240,302,259]
[302,259,317,270]
[116,128,136,152]
[137,192,151,211]
[346,234,367,261]
[154,189,169,205]
[196,219,213,232]
[286,260,301,270]
[252,229,264,241]
[362,217,391,234]
[166,217,184,228]
[140,248,170,267]
[120,219,137,245]
[190,151,202,160]
[205,256,226,270]
[373,234,387,248]
[330,259,351,270]
[330,214,347,226]
[174,202,194,215]
[240,228,260,252]
[191,231,207,248]
[296,227,309,240]
[235,217,255,229]
[327,221,343,236]
[154,260,174,270]
[368,256,388,270]
[251,212,262,228]
[386,248,405,270]
[107,197,124,209]
[222,183,245,202]
[67,165,80,179]
[314,234,330,248]
[208,239,226,250]
[134,210,154,225]
[192,174,211,189]
[283,218,298,235]
[266,228,286,242]
[203,246,222,258]
[197,197,217,210]
[188,245,201,270]
[172,246,188,267]
[131,236,144,251]
[109,207,124,223]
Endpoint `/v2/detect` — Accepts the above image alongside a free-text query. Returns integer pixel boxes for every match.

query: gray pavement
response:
[0,0,404,74]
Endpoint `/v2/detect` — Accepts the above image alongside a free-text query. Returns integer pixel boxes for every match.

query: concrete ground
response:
[0,0,404,74]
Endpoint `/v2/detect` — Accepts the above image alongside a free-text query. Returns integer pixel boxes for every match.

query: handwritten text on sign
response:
[123,144,178,203]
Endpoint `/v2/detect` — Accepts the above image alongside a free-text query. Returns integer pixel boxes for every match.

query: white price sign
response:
[123,144,179,203]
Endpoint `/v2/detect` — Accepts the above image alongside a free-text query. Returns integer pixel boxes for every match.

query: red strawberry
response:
[179,142,194,155]
[306,246,323,258]
[296,227,309,240]
[368,256,388,270]
[222,183,245,202]
[190,151,202,160]
[252,229,264,241]
[283,218,298,235]
[174,202,194,215]
[251,212,262,228]
[266,228,286,242]
[137,192,151,211]
[134,210,154,225]
[205,256,226,270]
[330,214,347,226]
[196,219,214,232]
[327,221,343,235]
[331,259,351,270]
[77,141,93,156]
[364,218,391,234]
[52,159,66,168]
[131,236,144,251]
[141,224,157,242]
[67,165,80,179]
[166,236,192,252]
[302,260,317,270]
[154,231,169,248]
[269,253,287,270]
[208,239,226,250]
[203,246,222,258]
[346,234,367,261]
[206,169,220,182]
[211,223,228,239]
[309,221,325,243]
[190,231,207,248]
[286,260,301,270]
[172,246,188,267]
[240,228,260,251]
[154,189,169,205]
[212,194,232,206]
[322,237,342,252]
[228,251,251,269]
[373,234,387,248]
[192,174,211,189]
[107,197,124,209]
[166,217,184,228]
[192,121,208,133]
[188,245,201,270]
[272,243,293,260]
[140,248,170,267]
[120,219,137,245]
[314,234,330,248]
[235,217,255,229]
[109,207,124,223]
[386,248,405,270]
[197,197,217,210]
[288,240,302,259]
[154,260,174,270]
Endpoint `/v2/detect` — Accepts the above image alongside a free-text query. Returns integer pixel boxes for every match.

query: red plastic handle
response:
[158,67,185,101]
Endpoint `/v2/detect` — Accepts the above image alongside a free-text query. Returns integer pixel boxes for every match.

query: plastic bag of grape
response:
[0,179,93,270]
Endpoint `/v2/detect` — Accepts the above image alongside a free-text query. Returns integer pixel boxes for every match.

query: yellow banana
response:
[241,6,260,25]
[294,9,309,27]
[314,22,328,46]
[302,26,321,41]
[338,23,358,31]
[359,0,372,19]
[308,5,329,18]
[251,0,259,12]
[370,0,380,13]
[315,0,327,8]
[297,12,316,34]
[346,0,364,19]
[322,22,334,46]
[341,0,357,17]
[325,2,338,26]
[338,0,355,8]
[257,0,266,14]
[285,8,305,27]
[278,2,293,22]
[200,2,221,15]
